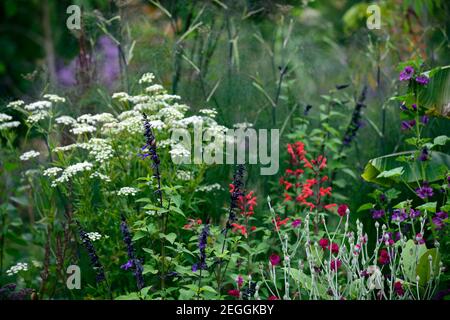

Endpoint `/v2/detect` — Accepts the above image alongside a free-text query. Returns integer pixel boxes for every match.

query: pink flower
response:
[291,219,302,228]
[268,295,279,300]
[330,259,342,272]
[236,275,244,288]
[319,238,329,250]
[228,289,240,298]
[337,204,349,217]
[269,254,281,266]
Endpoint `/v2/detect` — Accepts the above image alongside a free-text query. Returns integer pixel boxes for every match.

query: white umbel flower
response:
[51,162,93,186]
[20,150,40,161]
[0,113,13,122]
[7,100,25,109]
[86,232,102,241]
[43,94,66,103]
[196,183,223,192]
[24,101,52,111]
[0,121,20,130]
[117,187,138,196]
[43,167,63,177]
[55,116,77,126]
[139,72,155,84]
[6,262,29,276]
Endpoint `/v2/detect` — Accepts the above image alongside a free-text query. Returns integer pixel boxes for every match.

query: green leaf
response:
[376,166,404,179]
[143,264,158,275]
[416,202,437,213]
[416,248,440,286]
[179,288,196,300]
[417,66,450,118]
[401,240,427,283]
[357,203,374,212]
[160,232,177,244]
[362,151,450,186]
[433,135,449,146]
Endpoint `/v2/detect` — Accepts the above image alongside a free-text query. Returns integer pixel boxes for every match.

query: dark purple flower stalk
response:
[120,214,145,290]
[192,222,210,272]
[225,165,245,231]
[399,66,414,81]
[342,86,367,147]
[141,113,162,206]
[415,182,433,199]
[76,221,106,283]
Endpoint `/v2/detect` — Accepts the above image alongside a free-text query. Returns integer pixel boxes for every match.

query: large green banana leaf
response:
[419,66,450,118]
[361,151,450,186]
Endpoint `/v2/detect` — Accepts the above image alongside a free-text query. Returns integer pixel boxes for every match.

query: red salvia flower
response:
[231,223,247,237]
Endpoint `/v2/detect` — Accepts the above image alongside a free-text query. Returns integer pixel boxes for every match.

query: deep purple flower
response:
[401,119,416,130]
[392,209,408,222]
[416,75,430,85]
[419,147,429,161]
[120,260,133,270]
[421,115,429,125]
[225,165,245,231]
[400,103,408,111]
[415,182,433,199]
[399,66,414,81]
[432,217,445,230]
[409,208,421,219]
[372,209,385,219]
[120,215,145,290]
[412,104,417,111]
[436,211,448,220]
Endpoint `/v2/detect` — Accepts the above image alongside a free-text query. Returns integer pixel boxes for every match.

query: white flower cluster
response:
[90,172,111,182]
[169,144,191,161]
[70,123,97,135]
[20,150,40,161]
[27,110,49,124]
[7,100,25,109]
[0,121,20,130]
[50,162,93,187]
[139,72,155,84]
[0,113,12,122]
[6,262,28,276]
[176,170,193,181]
[196,183,223,192]
[145,84,164,93]
[199,108,217,118]
[55,116,77,126]
[79,138,114,163]
[24,101,52,112]
[117,187,138,196]
[86,232,102,241]
[43,94,66,103]
[43,167,63,177]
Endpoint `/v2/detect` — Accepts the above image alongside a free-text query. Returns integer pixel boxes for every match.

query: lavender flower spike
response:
[120,214,145,290]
